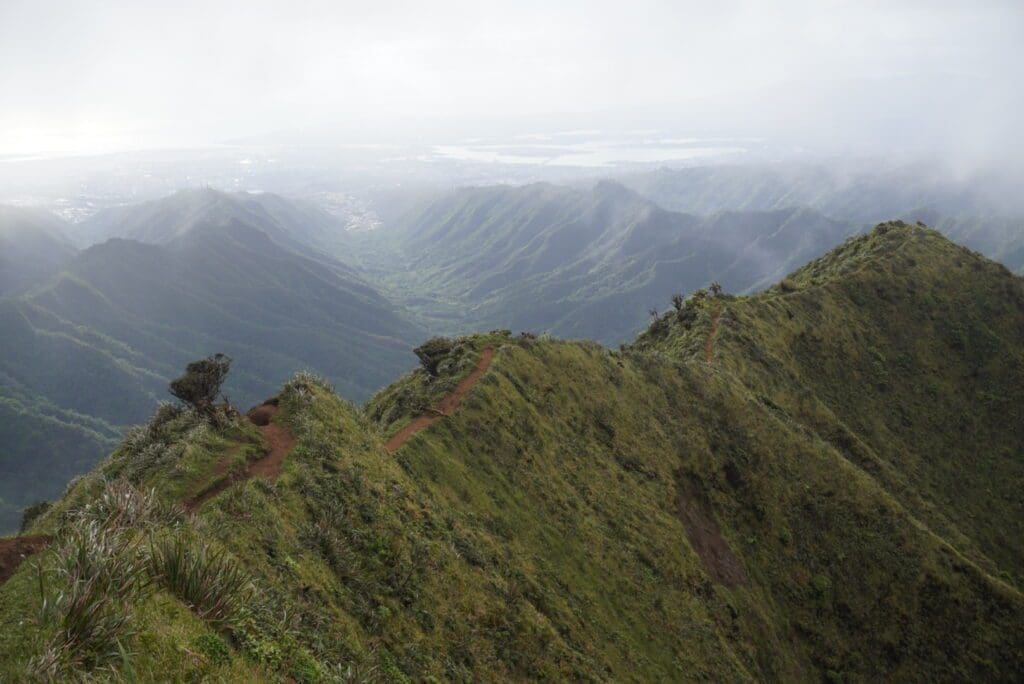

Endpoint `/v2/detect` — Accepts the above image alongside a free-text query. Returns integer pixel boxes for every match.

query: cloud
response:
[0,0,1021,159]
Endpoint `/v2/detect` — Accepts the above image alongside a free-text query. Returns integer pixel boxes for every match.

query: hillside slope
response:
[1,223,1021,681]
[635,222,1024,582]
[373,181,858,343]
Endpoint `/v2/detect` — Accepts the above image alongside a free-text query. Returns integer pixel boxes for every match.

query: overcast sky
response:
[1,0,1021,160]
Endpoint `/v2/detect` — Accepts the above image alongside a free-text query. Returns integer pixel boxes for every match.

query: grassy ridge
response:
[2,223,1022,680]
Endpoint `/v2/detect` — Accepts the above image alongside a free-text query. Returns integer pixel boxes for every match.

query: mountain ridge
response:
[370,180,863,343]
[3,222,1020,681]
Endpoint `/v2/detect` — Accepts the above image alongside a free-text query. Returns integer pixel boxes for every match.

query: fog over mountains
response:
[2,1,1023,679]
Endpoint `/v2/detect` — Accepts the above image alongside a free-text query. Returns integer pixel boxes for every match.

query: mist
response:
[2,0,1022,169]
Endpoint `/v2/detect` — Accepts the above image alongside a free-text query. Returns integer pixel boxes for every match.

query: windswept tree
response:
[414,338,454,376]
[169,353,232,415]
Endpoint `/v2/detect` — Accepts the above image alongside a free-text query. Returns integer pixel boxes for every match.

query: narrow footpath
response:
[185,402,295,511]
[385,346,494,452]
[705,304,722,365]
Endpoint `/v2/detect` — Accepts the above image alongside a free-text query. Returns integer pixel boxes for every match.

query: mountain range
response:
[0,206,78,296]
[620,163,1024,273]
[1,174,1022,533]
[2,222,1021,681]
[365,180,860,342]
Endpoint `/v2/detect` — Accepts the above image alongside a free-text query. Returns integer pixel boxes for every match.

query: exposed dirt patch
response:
[185,468,246,512]
[705,303,722,365]
[675,477,747,587]
[0,535,51,585]
[248,420,295,479]
[185,402,295,511]
[248,404,276,426]
[385,346,494,452]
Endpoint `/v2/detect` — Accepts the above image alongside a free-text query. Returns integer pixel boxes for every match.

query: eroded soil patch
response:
[0,535,51,585]
[676,477,747,586]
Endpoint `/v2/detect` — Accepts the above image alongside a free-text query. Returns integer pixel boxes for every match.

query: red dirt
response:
[248,420,295,479]
[0,535,51,585]
[248,404,276,426]
[705,303,722,365]
[676,479,746,587]
[385,346,495,452]
[185,402,295,511]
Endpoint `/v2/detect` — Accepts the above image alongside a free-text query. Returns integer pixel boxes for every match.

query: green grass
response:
[2,222,1022,680]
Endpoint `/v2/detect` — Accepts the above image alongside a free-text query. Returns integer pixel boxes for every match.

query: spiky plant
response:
[31,522,149,677]
[148,535,252,629]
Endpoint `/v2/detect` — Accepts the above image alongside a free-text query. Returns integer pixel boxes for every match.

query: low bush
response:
[193,632,231,666]
[413,337,454,376]
[169,354,232,414]
[76,480,182,531]
[19,500,50,533]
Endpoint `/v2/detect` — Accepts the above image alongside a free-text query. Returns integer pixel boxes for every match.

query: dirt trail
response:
[0,535,51,585]
[0,406,297,583]
[705,303,722,365]
[185,402,295,511]
[385,346,494,452]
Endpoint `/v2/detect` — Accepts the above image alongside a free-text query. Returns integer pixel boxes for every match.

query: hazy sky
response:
[1,0,1022,159]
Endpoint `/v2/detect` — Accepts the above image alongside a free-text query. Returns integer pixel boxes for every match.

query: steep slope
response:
[2,223,1021,681]
[636,221,1024,586]
[0,200,423,532]
[376,181,859,343]
[0,206,78,296]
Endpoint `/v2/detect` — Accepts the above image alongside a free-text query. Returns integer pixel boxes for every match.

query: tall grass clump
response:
[149,535,252,629]
[26,481,253,679]
[111,403,210,483]
[77,479,183,531]
[30,522,150,677]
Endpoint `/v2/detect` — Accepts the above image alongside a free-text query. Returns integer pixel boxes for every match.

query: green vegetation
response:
[412,336,455,376]
[1,222,1022,681]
